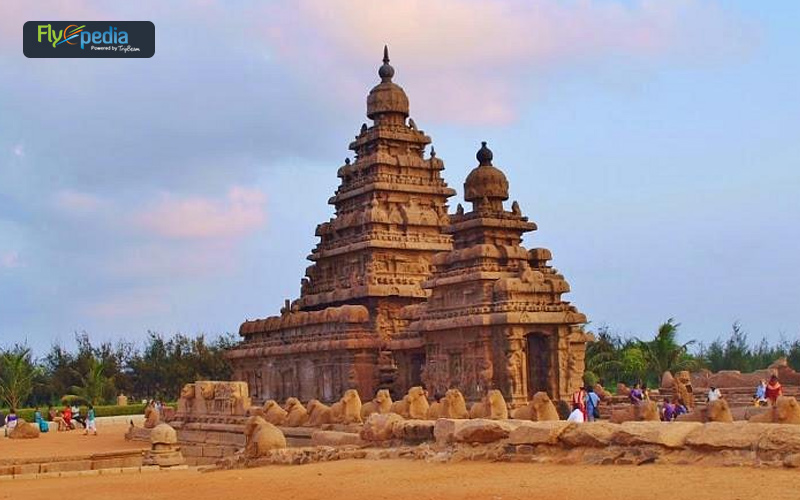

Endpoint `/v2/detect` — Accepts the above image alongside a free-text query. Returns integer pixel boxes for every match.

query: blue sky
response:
[1,1,798,355]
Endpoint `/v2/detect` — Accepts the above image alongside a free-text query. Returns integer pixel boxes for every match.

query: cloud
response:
[0,251,22,269]
[54,189,105,214]
[262,0,755,124]
[134,186,267,240]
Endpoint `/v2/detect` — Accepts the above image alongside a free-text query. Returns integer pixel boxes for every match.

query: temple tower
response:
[409,143,591,404]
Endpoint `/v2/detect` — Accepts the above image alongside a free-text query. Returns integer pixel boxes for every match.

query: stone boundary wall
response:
[0,450,148,479]
[217,418,800,469]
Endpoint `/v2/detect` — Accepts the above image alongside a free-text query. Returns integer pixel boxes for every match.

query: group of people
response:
[0,404,98,436]
[754,375,783,406]
[567,386,602,422]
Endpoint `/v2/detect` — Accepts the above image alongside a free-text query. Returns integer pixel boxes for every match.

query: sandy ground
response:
[1,423,145,461]
[2,459,799,500]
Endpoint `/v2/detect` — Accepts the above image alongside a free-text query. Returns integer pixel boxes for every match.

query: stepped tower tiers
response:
[405,142,592,405]
[227,47,456,403]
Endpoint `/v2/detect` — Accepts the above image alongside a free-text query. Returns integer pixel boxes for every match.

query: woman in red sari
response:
[765,375,783,406]
[62,405,73,430]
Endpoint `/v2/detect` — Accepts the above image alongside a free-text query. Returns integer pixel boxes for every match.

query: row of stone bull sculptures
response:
[248,386,800,426]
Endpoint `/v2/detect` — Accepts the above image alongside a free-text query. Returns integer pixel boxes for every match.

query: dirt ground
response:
[1,423,145,461]
[2,459,799,500]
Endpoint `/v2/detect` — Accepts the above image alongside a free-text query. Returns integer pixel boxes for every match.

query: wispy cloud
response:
[263,0,755,124]
[0,251,22,269]
[134,186,267,240]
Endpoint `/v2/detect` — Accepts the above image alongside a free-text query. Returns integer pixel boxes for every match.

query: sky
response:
[1,0,798,355]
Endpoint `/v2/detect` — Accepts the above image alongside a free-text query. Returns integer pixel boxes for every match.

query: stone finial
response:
[378,45,395,82]
[456,203,464,216]
[408,118,417,130]
[430,146,437,158]
[345,157,351,165]
[360,123,368,134]
[477,141,493,166]
[511,200,521,216]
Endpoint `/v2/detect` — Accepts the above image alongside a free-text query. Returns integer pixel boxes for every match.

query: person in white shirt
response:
[567,404,585,423]
[707,386,722,402]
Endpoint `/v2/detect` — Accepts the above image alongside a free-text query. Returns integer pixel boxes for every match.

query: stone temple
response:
[227,47,592,406]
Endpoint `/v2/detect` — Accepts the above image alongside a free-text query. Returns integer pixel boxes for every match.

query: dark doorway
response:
[526,334,550,397]
[410,353,425,387]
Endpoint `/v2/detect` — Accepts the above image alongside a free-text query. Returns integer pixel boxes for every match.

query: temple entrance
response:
[526,334,550,397]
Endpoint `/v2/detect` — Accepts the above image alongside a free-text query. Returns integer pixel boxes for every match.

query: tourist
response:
[642,384,652,401]
[572,386,587,421]
[707,386,722,402]
[567,403,585,423]
[53,409,67,431]
[629,383,644,404]
[48,405,57,421]
[765,375,783,406]
[71,403,85,428]
[34,407,49,433]
[63,405,73,430]
[84,404,97,436]
[755,379,768,406]
[674,398,688,418]
[584,386,600,421]
[662,399,676,421]
[5,409,19,437]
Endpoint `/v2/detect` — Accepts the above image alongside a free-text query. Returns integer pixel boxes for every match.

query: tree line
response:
[0,331,235,409]
[585,320,800,389]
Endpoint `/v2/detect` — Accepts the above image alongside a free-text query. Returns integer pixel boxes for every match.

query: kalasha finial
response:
[430,146,436,158]
[477,141,493,166]
[378,44,395,82]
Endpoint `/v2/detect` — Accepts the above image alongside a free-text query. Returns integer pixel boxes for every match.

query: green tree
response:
[636,319,696,384]
[67,357,116,405]
[0,345,39,409]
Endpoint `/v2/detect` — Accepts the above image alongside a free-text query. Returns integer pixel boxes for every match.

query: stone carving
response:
[177,383,195,415]
[330,388,363,424]
[256,400,288,426]
[510,392,560,421]
[749,396,800,424]
[676,399,733,423]
[284,397,309,427]
[469,390,509,420]
[144,424,184,467]
[227,49,590,409]
[243,416,287,458]
[440,388,469,419]
[610,400,660,423]
[305,399,333,427]
[361,389,393,419]
[389,386,429,419]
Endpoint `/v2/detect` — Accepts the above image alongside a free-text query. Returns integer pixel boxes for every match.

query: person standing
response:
[83,405,97,436]
[755,379,768,406]
[707,386,722,402]
[572,387,588,422]
[765,375,783,406]
[584,386,601,422]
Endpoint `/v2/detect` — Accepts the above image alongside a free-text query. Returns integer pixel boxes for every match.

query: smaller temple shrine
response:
[227,47,591,405]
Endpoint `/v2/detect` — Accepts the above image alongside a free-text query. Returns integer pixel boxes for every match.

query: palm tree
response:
[0,346,38,409]
[67,357,115,405]
[637,319,697,383]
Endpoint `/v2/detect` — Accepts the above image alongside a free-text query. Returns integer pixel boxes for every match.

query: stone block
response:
[311,430,367,447]
[685,422,769,450]
[40,460,93,473]
[360,413,405,442]
[453,419,514,444]
[508,421,572,446]
[757,425,800,453]
[559,422,616,448]
[177,430,206,443]
[202,446,225,457]
[393,419,435,442]
[434,419,457,444]
[181,445,203,457]
[0,465,14,476]
[13,464,40,476]
[612,422,701,448]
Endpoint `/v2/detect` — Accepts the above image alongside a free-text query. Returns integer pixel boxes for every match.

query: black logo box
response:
[24,21,154,58]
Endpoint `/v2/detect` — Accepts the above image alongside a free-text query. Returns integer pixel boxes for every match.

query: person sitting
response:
[5,409,19,437]
[62,405,73,430]
[707,386,722,402]
[662,399,676,421]
[71,404,85,428]
[629,383,644,404]
[567,403,585,423]
[33,407,49,433]
[766,375,783,406]
[754,379,768,406]
[674,398,688,418]
[53,409,67,431]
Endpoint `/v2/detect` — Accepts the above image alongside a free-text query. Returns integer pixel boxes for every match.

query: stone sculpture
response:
[469,390,509,420]
[510,392,560,421]
[284,397,309,427]
[749,396,800,424]
[243,416,287,458]
[330,389,363,424]
[305,399,333,427]
[439,388,469,419]
[144,402,160,429]
[361,389,393,419]
[610,400,660,423]
[144,424,184,467]
[676,399,733,423]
